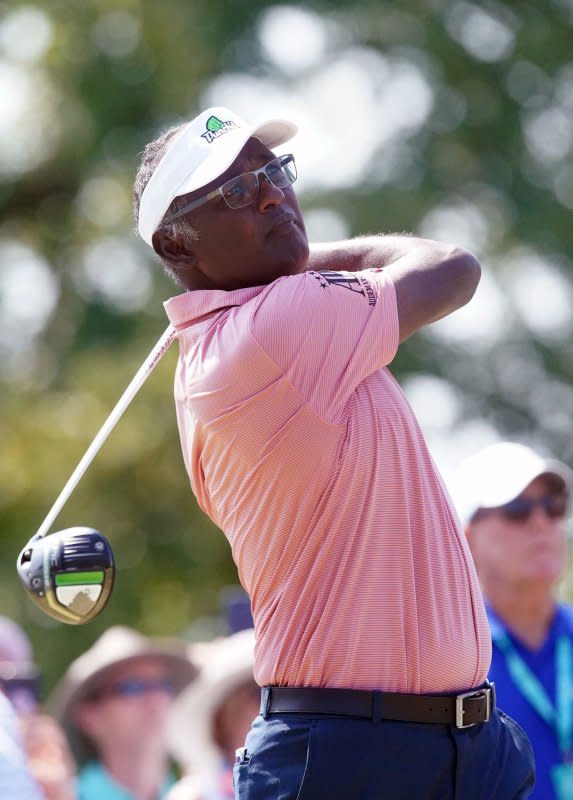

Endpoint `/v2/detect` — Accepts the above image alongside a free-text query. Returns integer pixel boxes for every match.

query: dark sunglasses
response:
[474,492,569,524]
[162,154,297,224]
[95,677,175,700]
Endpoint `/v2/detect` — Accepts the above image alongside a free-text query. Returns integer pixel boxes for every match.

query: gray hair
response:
[133,123,200,285]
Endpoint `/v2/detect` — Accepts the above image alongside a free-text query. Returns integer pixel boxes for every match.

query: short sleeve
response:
[249,269,399,421]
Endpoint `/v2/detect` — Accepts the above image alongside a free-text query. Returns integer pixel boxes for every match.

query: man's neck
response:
[486,581,557,650]
[100,748,168,800]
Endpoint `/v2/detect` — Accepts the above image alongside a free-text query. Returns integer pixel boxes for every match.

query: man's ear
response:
[152,229,198,269]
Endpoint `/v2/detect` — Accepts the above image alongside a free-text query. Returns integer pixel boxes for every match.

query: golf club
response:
[16,325,177,624]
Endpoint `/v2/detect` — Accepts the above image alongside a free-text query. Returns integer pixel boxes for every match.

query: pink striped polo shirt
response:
[164,268,491,693]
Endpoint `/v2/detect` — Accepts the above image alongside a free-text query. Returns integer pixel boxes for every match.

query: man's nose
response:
[256,174,285,211]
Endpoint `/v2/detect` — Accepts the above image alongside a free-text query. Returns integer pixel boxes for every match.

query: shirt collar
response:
[163,285,264,330]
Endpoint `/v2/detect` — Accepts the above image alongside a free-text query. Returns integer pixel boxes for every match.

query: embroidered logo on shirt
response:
[310,271,376,306]
[201,116,238,144]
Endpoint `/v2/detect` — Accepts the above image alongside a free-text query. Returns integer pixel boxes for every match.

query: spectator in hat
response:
[50,625,197,800]
[165,628,258,800]
[0,616,76,800]
[452,442,573,800]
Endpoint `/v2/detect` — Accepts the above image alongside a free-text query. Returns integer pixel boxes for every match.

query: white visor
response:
[137,106,298,247]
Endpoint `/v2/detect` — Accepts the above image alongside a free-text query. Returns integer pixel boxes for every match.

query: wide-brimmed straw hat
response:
[167,627,256,775]
[49,625,197,762]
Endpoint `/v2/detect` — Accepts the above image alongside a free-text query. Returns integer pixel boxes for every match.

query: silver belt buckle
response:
[455,688,491,729]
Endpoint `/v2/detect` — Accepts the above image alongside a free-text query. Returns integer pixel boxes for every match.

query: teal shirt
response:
[78,762,176,800]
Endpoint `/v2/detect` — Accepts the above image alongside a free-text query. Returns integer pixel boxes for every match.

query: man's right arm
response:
[307,235,481,343]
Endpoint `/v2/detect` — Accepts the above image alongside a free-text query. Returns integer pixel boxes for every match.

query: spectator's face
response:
[76,658,175,756]
[468,475,568,588]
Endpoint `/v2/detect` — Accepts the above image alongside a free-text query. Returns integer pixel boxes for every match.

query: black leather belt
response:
[261,683,495,729]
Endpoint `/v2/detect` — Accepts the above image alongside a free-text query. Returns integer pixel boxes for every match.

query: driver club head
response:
[17,527,115,625]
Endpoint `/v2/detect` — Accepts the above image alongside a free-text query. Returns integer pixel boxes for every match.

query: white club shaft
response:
[34,325,177,541]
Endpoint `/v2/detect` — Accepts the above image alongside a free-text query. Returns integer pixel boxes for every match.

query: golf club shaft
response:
[33,325,177,541]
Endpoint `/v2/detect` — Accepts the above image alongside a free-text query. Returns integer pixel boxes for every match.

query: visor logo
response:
[201,115,238,143]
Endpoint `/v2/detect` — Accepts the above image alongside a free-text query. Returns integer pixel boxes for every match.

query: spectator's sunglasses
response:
[473,491,569,524]
[162,154,297,224]
[91,677,175,700]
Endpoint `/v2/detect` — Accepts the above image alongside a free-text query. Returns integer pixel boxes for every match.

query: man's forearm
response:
[307,234,423,273]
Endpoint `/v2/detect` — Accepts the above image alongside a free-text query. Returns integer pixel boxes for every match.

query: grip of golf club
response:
[33,325,177,542]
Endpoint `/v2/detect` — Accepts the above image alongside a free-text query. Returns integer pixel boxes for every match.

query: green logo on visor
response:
[207,116,224,133]
[201,116,238,143]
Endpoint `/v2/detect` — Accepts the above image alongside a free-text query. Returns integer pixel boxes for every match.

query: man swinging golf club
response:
[133,105,535,799]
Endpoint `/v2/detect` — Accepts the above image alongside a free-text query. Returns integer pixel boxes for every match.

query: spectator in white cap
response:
[451,441,573,800]
[49,625,197,800]
[165,628,258,800]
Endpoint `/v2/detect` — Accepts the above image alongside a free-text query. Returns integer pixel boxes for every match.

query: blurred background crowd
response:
[0,595,257,800]
[1,0,573,797]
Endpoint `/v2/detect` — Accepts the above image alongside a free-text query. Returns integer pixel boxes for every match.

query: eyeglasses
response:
[474,492,569,524]
[96,677,175,700]
[162,154,297,224]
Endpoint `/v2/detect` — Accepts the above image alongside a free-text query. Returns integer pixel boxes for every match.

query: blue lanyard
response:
[495,632,573,756]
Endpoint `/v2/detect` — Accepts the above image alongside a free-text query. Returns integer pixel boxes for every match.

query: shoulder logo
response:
[310,271,376,306]
[201,116,238,143]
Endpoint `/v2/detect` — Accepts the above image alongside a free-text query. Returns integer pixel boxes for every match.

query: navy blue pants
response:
[234,708,535,799]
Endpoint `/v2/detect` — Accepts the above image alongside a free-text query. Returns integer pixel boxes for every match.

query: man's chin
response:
[525,562,563,584]
[288,239,310,275]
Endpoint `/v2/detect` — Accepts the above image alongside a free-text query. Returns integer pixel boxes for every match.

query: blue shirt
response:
[487,603,573,800]
[78,761,176,800]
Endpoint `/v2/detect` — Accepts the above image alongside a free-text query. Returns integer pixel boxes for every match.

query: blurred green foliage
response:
[1,0,572,695]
